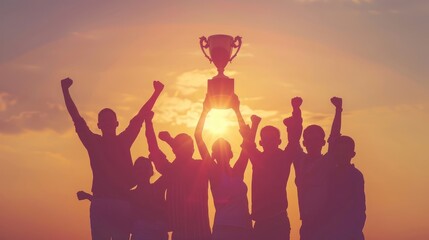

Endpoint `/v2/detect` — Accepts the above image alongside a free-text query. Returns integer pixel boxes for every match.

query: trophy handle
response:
[199,36,212,63]
[230,36,242,62]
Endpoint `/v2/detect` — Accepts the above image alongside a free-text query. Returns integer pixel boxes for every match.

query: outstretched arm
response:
[61,78,83,122]
[131,81,164,124]
[194,96,212,162]
[61,78,93,145]
[122,81,164,146]
[233,114,261,179]
[283,97,303,150]
[145,111,170,174]
[231,95,247,131]
[145,111,160,153]
[328,97,342,152]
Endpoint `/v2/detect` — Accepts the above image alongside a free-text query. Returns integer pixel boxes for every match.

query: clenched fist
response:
[331,97,342,109]
[153,81,164,93]
[291,97,303,108]
[61,77,73,90]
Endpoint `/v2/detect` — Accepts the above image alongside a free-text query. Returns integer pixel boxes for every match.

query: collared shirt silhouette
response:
[61,78,163,240]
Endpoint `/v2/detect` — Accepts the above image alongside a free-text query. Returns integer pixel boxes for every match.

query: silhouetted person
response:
[320,98,366,239]
[243,97,302,240]
[326,135,366,240]
[61,77,164,240]
[292,97,349,240]
[76,156,168,240]
[195,96,261,240]
[145,113,211,240]
[129,157,168,240]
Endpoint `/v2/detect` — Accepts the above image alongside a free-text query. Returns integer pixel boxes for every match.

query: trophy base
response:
[208,76,234,95]
[207,75,235,109]
[207,94,237,109]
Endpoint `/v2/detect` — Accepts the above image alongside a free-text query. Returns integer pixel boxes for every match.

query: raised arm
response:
[61,78,82,122]
[130,81,164,125]
[121,81,164,146]
[231,95,247,131]
[145,111,160,153]
[283,97,303,149]
[145,111,170,174]
[194,96,212,162]
[328,97,342,152]
[233,114,261,179]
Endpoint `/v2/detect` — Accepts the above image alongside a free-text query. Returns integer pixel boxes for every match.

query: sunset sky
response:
[1,0,428,239]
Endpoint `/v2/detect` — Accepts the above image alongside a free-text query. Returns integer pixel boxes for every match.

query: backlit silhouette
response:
[242,97,303,240]
[145,113,211,240]
[292,97,366,240]
[194,95,261,240]
[61,78,164,240]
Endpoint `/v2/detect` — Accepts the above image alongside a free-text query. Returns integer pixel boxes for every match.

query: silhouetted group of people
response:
[61,78,366,240]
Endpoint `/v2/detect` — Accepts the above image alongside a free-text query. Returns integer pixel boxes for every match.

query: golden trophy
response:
[199,34,242,108]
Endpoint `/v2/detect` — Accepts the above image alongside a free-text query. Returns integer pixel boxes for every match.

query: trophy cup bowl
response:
[200,34,242,108]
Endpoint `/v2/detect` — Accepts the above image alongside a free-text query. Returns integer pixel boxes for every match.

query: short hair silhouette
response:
[172,133,194,158]
[259,125,281,150]
[333,135,356,165]
[97,108,118,132]
[303,124,325,139]
[211,138,233,164]
[303,124,326,155]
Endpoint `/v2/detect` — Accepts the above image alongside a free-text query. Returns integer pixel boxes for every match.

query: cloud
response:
[0,92,16,112]
[175,69,215,95]
[156,93,279,133]
[152,68,282,132]
[175,69,238,95]
[0,101,70,134]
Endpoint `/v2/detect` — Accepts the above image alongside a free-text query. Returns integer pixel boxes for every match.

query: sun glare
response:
[205,109,236,136]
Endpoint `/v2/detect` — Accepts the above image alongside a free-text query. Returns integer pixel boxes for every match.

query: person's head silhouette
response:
[97,108,119,136]
[134,157,154,184]
[212,138,233,166]
[303,125,326,157]
[259,125,281,152]
[172,133,195,159]
[333,135,356,166]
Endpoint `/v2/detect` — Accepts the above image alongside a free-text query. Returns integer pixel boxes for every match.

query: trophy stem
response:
[216,68,225,78]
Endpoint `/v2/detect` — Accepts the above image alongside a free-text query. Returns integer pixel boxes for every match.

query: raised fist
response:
[330,97,342,109]
[251,115,262,125]
[153,81,164,92]
[158,131,172,142]
[61,78,73,90]
[291,97,303,108]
